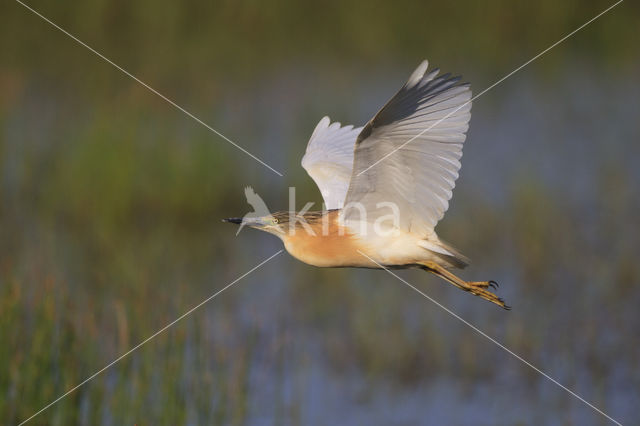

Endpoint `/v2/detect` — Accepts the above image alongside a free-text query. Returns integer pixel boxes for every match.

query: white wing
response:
[343,60,472,237]
[301,116,362,209]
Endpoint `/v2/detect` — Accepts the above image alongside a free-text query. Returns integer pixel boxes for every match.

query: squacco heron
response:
[225,60,509,309]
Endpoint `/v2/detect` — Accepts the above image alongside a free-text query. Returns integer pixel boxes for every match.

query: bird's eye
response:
[272,218,279,224]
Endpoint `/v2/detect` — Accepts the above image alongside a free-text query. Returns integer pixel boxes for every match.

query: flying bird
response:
[225,60,508,309]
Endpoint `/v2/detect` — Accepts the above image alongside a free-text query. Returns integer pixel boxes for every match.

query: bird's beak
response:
[222,217,267,226]
[223,217,243,224]
[223,216,272,236]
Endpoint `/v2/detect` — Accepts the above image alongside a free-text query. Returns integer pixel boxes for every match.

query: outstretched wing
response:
[343,60,472,237]
[301,116,362,209]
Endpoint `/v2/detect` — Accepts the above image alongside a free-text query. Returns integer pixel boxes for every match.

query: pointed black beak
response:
[223,217,243,224]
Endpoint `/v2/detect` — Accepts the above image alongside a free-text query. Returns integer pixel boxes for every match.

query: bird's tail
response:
[437,239,470,269]
[419,238,470,269]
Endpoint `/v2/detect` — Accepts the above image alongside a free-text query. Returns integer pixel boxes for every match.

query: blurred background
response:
[1,0,639,424]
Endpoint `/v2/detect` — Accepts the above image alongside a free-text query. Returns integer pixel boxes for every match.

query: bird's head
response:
[223,211,290,237]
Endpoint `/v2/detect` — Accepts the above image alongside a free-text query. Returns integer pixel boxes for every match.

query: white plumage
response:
[301,60,472,237]
[301,117,362,209]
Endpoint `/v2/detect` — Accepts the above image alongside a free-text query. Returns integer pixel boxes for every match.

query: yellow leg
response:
[420,261,510,310]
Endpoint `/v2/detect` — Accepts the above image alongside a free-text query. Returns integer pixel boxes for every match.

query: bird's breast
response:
[282,220,376,268]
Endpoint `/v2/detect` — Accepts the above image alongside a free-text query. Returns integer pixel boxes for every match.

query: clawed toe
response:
[467,287,510,310]
[467,280,499,290]
[487,294,511,310]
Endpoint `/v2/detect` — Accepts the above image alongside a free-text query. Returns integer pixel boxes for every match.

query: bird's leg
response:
[419,261,510,310]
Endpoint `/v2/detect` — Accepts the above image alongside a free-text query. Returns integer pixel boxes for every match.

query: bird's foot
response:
[467,280,499,290]
[419,261,511,310]
[466,284,510,310]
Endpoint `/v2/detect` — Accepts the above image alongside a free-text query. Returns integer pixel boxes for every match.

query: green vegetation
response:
[1,0,638,424]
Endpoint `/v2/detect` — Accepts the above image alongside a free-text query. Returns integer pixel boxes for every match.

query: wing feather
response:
[301,116,362,209]
[343,60,472,236]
